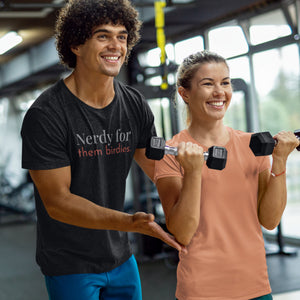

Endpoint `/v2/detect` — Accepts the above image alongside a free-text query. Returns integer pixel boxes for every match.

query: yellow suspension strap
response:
[155,1,168,90]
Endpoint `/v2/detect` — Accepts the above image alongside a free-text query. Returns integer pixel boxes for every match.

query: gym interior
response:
[1,0,300,299]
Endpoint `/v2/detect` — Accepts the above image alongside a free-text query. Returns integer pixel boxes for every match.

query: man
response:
[21,1,181,299]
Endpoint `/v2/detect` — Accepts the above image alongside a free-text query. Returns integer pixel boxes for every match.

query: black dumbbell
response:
[146,136,227,170]
[249,130,300,156]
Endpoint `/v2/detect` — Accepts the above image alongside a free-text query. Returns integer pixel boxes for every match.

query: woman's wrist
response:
[270,169,286,177]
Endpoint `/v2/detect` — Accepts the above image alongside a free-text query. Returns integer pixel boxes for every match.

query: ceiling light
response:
[0,31,23,55]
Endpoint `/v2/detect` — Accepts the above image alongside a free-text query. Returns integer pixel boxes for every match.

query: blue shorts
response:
[45,255,142,300]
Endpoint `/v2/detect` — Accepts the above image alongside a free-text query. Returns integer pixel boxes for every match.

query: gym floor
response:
[0,219,300,300]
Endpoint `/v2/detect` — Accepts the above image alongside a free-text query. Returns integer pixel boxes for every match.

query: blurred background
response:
[1,0,300,299]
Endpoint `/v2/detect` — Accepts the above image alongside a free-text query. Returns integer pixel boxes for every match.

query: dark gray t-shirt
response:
[21,79,156,276]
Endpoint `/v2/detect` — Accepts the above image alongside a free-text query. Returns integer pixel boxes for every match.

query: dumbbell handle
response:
[146,136,227,170]
[164,145,209,160]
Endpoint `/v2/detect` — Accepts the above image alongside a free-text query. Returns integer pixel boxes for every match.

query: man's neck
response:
[64,70,115,109]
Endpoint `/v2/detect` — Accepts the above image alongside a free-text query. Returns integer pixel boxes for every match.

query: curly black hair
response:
[55,0,142,68]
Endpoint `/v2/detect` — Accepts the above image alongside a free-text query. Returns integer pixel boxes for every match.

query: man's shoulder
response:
[23,80,67,127]
[31,80,64,109]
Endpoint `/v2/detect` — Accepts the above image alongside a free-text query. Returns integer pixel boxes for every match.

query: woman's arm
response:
[156,142,204,245]
[257,131,299,229]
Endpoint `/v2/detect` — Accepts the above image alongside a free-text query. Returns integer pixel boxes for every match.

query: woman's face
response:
[179,62,232,124]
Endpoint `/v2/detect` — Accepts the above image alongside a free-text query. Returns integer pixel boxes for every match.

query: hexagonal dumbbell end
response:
[146,136,167,160]
[249,132,275,156]
[206,146,227,170]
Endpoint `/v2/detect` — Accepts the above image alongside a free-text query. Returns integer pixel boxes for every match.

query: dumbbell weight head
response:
[206,146,227,170]
[250,130,300,156]
[145,136,166,160]
[146,136,179,159]
[249,132,275,156]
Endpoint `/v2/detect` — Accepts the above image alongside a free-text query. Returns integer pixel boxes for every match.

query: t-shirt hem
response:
[40,252,133,276]
[176,287,272,300]
[154,173,183,184]
[22,161,70,170]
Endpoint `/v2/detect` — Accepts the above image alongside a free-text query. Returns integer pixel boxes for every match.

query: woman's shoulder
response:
[167,130,191,146]
[228,127,252,141]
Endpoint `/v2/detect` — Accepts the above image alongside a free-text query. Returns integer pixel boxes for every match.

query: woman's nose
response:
[213,84,225,95]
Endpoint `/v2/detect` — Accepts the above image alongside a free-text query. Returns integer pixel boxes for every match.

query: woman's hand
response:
[273,131,299,161]
[175,142,204,174]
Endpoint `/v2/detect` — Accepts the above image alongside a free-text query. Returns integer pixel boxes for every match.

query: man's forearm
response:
[44,192,134,231]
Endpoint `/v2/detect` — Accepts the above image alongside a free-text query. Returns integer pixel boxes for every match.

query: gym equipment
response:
[146,136,227,170]
[249,130,300,156]
[155,1,168,90]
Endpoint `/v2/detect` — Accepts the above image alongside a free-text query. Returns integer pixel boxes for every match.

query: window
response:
[138,43,174,67]
[227,56,251,84]
[174,36,204,64]
[148,98,173,141]
[224,91,247,132]
[253,45,300,132]
[208,26,248,58]
[249,9,292,45]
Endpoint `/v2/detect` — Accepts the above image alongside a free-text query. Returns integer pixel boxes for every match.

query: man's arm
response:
[134,148,155,181]
[30,166,183,251]
[30,166,133,230]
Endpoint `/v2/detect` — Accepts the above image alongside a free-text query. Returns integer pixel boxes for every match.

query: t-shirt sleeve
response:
[154,153,184,183]
[21,107,70,170]
[136,98,156,149]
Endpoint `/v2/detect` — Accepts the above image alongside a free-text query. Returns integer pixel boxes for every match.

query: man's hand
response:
[132,212,185,253]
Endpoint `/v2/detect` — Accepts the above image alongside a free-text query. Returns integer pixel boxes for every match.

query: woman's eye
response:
[222,81,231,85]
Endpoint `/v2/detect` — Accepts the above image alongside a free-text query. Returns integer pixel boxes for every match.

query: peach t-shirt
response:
[154,127,272,300]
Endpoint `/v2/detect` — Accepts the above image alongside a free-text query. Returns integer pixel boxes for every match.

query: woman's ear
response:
[178,86,189,104]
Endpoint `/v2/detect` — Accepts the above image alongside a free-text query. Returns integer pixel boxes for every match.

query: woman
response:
[154,50,299,300]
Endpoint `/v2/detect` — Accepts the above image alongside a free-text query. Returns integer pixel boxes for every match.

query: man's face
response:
[73,23,128,77]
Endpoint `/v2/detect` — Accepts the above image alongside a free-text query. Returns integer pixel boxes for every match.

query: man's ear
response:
[71,45,80,56]
[178,86,189,104]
